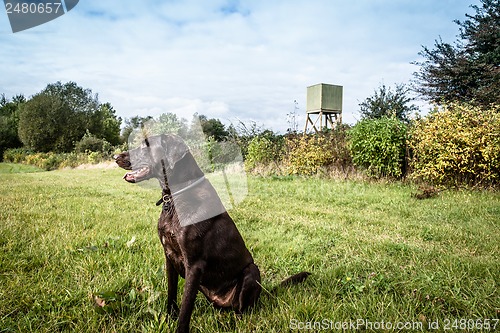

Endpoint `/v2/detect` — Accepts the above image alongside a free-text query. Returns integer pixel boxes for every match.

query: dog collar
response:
[156,176,206,208]
[171,176,206,197]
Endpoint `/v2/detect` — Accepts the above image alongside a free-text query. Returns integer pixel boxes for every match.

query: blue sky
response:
[0,0,480,132]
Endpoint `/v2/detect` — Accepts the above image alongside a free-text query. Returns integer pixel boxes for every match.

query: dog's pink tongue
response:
[124,172,136,182]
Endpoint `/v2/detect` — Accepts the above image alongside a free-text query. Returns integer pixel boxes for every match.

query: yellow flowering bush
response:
[409,103,500,187]
[285,128,352,176]
[286,135,334,175]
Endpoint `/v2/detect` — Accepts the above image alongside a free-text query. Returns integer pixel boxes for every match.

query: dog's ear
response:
[161,134,189,170]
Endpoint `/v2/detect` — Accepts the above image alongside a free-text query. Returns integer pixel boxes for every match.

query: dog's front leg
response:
[176,262,205,333]
[166,258,179,316]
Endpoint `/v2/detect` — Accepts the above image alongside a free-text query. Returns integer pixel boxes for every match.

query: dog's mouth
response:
[123,166,151,183]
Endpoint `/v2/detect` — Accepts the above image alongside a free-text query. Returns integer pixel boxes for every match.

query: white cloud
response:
[0,0,480,132]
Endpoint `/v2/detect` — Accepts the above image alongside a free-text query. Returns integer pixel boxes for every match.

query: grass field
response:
[0,163,498,332]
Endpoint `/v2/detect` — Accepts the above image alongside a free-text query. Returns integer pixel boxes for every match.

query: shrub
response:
[87,151,104,164]
[3,148,33,163]
[187,136,243,174]
[322,125,353,171]
[285,127,352,176]
[20,152,68,171]
[409,103,500,187]
[58,152,83,169]
[349,117,407,178]
[3,148,108,170]
[245,135,285,172]
[243,127,353,176]
[75,131,112,156]
[286,134,334,175]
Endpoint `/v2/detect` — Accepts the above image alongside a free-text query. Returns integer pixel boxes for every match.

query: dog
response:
[115,134,310,333]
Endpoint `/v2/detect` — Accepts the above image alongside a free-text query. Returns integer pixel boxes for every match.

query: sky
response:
[0,0,480,133]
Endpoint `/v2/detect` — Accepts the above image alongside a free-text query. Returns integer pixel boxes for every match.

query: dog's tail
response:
[279,271,311,287]
[266,271,311,295]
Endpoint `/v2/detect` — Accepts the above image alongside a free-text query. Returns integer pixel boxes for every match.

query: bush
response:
[409,103,500,187]
[322,126,353,171]
[245,134,285,172]
[243,127,353,176]
[87,151,104,164]
[3,148,33,163]
[3,149,108,171]
[285,134,334,175]
[5,130,117,170]
[58,152,82,169]
[22,152,65,171]
[284,127,352,176]
[349,117,407,178]
[75,131,112,156]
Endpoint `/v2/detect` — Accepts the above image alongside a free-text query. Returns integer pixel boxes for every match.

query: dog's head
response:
[114,134,189,185]
[116,133,227,225]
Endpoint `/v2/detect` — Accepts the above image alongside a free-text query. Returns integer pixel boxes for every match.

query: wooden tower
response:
[304,83,343,134]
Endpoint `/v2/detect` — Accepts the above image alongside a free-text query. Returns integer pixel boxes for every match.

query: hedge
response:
[409,103,500,187]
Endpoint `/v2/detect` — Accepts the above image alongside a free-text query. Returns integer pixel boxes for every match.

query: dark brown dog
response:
[115,134,309,333]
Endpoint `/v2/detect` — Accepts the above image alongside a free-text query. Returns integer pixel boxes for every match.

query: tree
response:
[412,0,500,108]
[197,114,229,141]
[120,115,153,143]
[18,82,121,152]
[0,94,25,160]
[358,83,419,123]
[18,93,74,152]
[90,102,122,146]
[42,81,100,136]
[154,113,188,137]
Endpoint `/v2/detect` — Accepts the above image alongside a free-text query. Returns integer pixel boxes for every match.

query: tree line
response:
[0,82,122,158]
[1,0,498,162]
[0,82,231,161]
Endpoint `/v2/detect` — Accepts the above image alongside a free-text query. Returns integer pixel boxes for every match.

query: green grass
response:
[0,165,498,332]
[0,163,45,174]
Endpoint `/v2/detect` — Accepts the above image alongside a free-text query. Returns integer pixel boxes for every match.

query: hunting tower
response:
[304,83,343,133]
